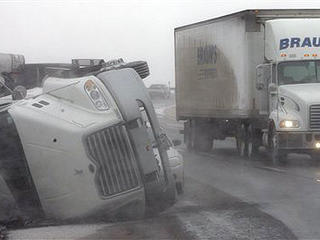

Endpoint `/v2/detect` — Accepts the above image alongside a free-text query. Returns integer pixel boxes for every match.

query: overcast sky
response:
[0,0,319,86]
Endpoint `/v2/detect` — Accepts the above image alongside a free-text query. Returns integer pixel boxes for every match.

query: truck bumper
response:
[278,131,320,152]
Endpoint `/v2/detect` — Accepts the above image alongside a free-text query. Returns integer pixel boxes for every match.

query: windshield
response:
[278,60,320,85]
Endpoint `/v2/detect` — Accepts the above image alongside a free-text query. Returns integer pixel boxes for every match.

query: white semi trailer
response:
[175,9,320,164]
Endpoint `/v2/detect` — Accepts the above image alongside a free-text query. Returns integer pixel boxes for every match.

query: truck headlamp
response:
[84,80,109,111]
[279,120,299,128]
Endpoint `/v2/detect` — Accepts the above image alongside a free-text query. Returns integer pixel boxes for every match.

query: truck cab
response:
[257,19,320,163]
[0,58,176,221]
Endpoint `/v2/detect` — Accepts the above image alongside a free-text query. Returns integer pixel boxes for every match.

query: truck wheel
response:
[237,124,247,157]
[269,126,286,165]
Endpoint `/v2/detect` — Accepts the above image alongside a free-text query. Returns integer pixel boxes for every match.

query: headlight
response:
[84,80,109,111]
[279,120,299,128]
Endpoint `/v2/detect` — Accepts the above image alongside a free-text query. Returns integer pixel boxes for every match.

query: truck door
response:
[256,64,272,115]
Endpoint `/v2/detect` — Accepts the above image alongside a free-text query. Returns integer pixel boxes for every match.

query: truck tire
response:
[269,125,287,165]
[122,61,150,79]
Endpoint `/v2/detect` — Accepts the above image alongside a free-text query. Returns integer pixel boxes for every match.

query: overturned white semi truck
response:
[175,9,320,164]
[0,55,176,221]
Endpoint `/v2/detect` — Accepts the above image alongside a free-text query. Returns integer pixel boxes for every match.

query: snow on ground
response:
[8,223,109,239]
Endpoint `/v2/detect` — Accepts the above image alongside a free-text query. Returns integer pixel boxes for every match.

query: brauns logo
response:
[280,37,320,50]
[197,44,217,65]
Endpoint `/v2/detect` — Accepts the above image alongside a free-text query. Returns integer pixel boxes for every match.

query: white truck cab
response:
[257,18,320,162]
[0,58,176,221]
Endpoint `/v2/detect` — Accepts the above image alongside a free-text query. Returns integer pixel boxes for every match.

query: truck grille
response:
[86,124,141,197]
[310,105,320,129]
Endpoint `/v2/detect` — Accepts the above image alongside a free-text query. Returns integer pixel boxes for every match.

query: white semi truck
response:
[0,56,176,221]
[175,9,320,164]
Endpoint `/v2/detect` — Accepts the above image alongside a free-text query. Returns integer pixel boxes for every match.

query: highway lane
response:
[156,97,320,240]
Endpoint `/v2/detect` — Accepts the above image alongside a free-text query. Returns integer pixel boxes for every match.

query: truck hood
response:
[279,84,320,104]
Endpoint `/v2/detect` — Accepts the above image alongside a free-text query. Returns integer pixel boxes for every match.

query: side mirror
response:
[268,83,277,95]
[172,139,181,146]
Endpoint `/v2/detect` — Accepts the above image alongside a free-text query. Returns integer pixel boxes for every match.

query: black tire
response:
[122,61,150,79]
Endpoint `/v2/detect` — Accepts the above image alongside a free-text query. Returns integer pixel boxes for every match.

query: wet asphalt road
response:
[6,96,320,239]
[155,96,320,240]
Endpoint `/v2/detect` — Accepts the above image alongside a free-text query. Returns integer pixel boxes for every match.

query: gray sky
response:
[0,0,319,86]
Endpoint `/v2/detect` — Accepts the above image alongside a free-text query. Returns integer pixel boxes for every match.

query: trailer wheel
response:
[237,124,247,157]
[269,125,286,165]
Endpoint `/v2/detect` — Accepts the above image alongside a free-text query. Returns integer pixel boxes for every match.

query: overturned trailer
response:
[0,56,176,221]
